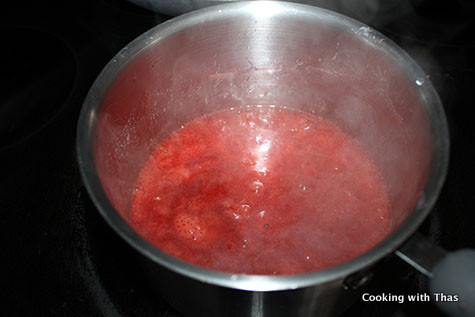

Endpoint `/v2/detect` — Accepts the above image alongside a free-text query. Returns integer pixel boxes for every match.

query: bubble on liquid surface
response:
[241,204,251,213]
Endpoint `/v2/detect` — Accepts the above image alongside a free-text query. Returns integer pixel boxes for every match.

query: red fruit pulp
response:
[130,106,391,275]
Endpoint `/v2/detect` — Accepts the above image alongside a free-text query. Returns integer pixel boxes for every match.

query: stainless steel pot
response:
[126,0,333,16]
[77,2,453,316]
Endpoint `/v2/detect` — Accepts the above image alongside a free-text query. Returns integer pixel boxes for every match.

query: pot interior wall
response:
[93,10,432,234]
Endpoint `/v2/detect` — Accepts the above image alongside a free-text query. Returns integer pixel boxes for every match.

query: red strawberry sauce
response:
[130,106,391,275]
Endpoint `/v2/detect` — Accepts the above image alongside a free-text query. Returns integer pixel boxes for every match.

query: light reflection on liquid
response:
[252,135,271,175]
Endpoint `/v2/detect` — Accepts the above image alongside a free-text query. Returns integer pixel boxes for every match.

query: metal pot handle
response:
[396,232,475,317]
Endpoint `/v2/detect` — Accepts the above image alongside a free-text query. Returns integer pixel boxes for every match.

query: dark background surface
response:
[1,0,474,316]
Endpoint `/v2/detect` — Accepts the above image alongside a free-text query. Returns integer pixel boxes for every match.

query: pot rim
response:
[76,1,449,291]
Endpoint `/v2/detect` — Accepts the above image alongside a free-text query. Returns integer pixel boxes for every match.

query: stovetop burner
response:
[2,0,474,316]
[0,27,77,152]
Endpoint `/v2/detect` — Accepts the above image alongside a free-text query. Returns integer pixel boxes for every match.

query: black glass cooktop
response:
[2,0,474,316]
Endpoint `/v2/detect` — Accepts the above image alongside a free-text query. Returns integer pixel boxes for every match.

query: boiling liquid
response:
[131,106,391,275]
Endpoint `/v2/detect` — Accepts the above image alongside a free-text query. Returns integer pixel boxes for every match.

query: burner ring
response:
[0,26,78,152]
